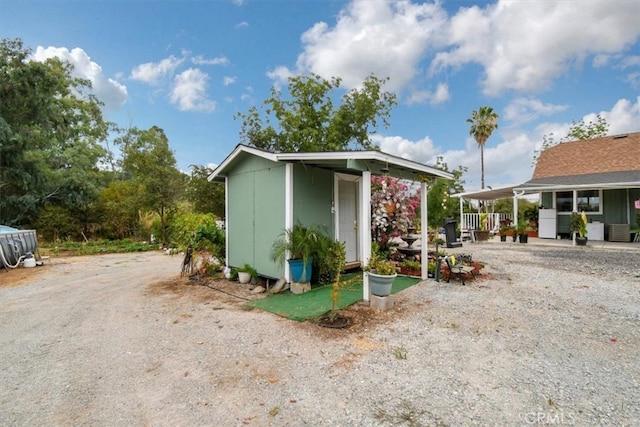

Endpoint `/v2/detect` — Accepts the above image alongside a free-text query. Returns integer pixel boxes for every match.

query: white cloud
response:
[272,0,640,99]
[266,66,295,89]
[431,83,450,105]
[372,134,439,165]
[620,55,640,68]
[192,55,229,66]
[32,46,127,110]
[277,0,447,92]
[431,1,640,95]
[599,97,640,134]
[130,55,184,85]
[625,72,640,88]
[170,68,216,112]
[407,82,450,106]
[223,76,237,86]
[240,86,254,102]
[235,21,249,29]
[504,98,568,126]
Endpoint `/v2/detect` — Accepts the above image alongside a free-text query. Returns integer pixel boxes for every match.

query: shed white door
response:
[338,179,359,263]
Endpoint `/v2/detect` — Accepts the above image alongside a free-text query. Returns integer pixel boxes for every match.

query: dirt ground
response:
[1,248,638,425]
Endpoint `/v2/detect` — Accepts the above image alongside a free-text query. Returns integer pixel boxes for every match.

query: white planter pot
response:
[368,272,397,297]
[238,272,252,284]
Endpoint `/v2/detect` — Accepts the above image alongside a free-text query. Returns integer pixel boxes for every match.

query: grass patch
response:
[40,238,157,256]
[246,273,420,321]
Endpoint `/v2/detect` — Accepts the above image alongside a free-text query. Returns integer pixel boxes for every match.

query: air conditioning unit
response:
[608,224,630,242]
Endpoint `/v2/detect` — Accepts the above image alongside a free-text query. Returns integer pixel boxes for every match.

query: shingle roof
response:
[533,132,640,179]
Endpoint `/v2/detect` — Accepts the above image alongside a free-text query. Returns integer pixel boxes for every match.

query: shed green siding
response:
[227,155,285,278]
[225,156,357,279]
[292,164,334,231]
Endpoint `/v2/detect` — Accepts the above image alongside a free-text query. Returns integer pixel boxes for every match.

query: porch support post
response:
[361,171,371,302]
[459,197,464,231]
[224,176,229,267]
[421,181,429,280]
[512,191,517,229]
[284,162,294,283]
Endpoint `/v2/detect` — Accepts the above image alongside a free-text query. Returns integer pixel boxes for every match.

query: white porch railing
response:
[461,213,512,232]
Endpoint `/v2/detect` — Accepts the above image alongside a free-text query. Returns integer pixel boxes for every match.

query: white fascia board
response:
[207,145,278,181]
[451,184,521,199]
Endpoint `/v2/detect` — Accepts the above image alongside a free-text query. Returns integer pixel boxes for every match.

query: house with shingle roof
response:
[514,132,640,241]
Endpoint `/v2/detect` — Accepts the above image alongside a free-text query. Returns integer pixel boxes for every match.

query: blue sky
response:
[2,0,640,190]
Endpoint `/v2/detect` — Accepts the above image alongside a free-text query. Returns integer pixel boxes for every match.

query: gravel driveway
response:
[1,246,639,426]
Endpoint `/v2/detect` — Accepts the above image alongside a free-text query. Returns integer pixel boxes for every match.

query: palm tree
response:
[467,106,499,190]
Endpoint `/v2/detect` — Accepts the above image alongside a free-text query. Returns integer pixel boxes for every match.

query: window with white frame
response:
[555,191,573,212]
[555,189,602,213]
[577,189,600,212]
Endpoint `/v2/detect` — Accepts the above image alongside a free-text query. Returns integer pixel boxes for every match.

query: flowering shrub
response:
[371,176,420,249]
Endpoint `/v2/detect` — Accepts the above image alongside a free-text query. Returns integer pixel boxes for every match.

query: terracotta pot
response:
[475,230,490,241]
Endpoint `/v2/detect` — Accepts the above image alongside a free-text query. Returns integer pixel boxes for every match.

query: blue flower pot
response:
[288,258,313,283]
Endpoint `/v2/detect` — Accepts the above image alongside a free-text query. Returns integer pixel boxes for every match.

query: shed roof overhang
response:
[452,185,526,201]
[208,144,454,182]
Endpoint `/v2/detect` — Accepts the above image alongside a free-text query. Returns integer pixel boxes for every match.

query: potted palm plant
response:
[499,225,509,242]
[475,212,490,241]
[271,222,323,283]
[517,220,528,243]
[570,211,588,246]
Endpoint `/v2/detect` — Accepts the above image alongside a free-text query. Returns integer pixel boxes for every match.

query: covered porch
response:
[453,185,529,240]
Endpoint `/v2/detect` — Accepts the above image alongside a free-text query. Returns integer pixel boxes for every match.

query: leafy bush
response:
[169,213,225,258]
[314,235,345,284]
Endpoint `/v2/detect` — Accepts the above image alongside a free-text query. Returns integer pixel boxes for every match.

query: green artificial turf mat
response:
[246,274,421,321]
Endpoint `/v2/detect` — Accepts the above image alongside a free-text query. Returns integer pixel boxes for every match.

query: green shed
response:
[208,145,453,287]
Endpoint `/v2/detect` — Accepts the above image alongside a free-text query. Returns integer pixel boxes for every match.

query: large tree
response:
[186,165,225,217]
[0,38,108,227]
[115,126,185,243]
[427,157,467,229]
[466,106,499,190]
[235,73,397,152]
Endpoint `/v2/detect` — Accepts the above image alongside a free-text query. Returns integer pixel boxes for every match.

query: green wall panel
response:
[226,155,285,279]
[542,188,640,233]
[227,171,255,268]
[602,189,626,224]
[292,164,334,231]
[253,166,286,278]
